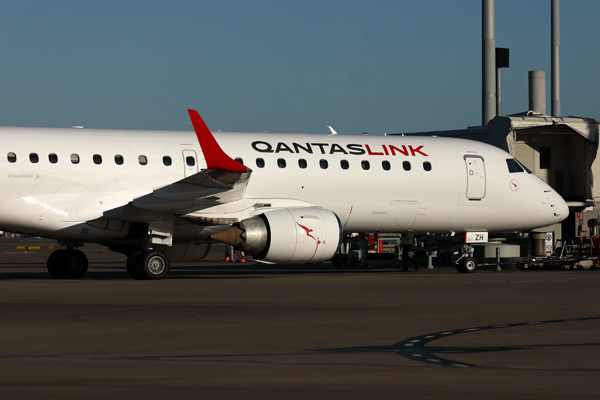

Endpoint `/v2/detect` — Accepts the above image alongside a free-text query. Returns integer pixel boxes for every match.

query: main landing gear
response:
[47,248,89,279]
[126,250,170,280]
[46,247,170,280]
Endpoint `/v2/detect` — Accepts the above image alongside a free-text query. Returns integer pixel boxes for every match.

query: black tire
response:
[58,249,89,279]
[330,254,348,268]
[47,249,67,278]
[462,257,477,273]
[138,250,170,280]
[126,253,143,280]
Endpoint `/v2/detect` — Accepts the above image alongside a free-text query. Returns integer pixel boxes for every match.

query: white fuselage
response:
[0,126,568,244]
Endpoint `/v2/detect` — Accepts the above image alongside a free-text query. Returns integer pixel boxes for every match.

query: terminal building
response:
[391,1,600,252]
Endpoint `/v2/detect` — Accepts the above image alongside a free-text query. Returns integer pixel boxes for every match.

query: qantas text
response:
[251,141,428,157]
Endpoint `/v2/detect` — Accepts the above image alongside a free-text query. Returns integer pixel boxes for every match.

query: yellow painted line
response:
[16,246,40,250]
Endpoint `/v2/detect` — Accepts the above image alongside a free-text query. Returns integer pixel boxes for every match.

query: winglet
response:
[188,109,248,173]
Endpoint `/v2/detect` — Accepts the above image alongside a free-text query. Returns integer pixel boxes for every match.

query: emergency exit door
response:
[464,155,486,200]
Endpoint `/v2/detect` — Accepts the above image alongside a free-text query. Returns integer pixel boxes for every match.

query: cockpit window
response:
[506,159,524,173]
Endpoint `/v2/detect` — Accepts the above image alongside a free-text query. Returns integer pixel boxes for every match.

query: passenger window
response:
[506,159,524,173]
[235,157,244,165]
[340,160,349,170]
[138,155,148,165]
[298,159,307,169]
[115,155,124,165]
[382,161,391,171]
[403,161,411,171]
[277,158,286,168]
[48,154,58,164]
[93,154,102,165]
[7,152,16,163]
[423,161,432,171]
[320,159,328,169]
[361,160,370,170]
[30,153,39,163]
[71,154,80,164]
[186,156,195,167]
[163,156,172,166]
[256,158,265,168]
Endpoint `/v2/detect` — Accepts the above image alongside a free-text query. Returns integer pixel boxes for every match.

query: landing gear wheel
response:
[47,249,88,279]
[462,257,477,273]
[47,249,67,278]
[456,257,477,273]
[138,250,169,280]
[330,254,348,268]
[126,253,143,280]
[59,249,89,279]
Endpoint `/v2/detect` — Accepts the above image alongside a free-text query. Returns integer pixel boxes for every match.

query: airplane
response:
[0,110,568,279]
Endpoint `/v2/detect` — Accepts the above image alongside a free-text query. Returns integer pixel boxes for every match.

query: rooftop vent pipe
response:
[551,0,561,116]
[528,71,546,115]
[482,0,496,126]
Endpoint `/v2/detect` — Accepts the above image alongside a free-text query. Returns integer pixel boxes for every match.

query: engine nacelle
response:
[212,207,342,263]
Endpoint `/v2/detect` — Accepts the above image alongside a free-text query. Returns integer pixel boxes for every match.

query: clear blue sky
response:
[0,0,598,134]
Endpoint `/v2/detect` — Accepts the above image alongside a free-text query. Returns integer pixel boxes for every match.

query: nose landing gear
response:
[455,244,478,273]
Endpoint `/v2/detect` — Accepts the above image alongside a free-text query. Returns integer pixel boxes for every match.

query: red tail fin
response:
[188,109,248,173]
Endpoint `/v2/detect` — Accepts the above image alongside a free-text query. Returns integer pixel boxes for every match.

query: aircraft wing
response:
[130,168,252,211]
[114,110,251,213]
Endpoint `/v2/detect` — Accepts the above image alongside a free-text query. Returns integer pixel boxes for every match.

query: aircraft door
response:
[183,150,198,177]
[464,155,486,200]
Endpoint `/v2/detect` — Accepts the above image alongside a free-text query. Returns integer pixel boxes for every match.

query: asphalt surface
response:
[1,242,600,399]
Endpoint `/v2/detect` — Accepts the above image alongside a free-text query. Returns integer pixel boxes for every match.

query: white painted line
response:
[442,332,454,335]
[424,335,435,338]
[411,354,423,357]
[452,364,470,368]
[404,344,413,347]
[427,359,441,362]
[411,340,420,343]
[463,328,479,331]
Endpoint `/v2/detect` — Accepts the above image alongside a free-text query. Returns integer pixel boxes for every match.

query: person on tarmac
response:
[401,233,418,271]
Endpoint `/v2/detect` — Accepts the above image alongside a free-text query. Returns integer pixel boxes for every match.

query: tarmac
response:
[1,240,600,399]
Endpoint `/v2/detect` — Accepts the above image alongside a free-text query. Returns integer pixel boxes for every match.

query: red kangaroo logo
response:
[297,222,316,241]
[297,221,322,261]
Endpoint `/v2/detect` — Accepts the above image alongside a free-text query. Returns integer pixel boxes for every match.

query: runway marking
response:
[1,319,600,372]
[391,316,600,368]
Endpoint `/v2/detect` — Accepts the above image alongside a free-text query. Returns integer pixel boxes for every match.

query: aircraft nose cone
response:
[553,194,570,222]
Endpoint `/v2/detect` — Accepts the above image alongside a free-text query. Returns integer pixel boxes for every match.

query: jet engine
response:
[211,207,342,263]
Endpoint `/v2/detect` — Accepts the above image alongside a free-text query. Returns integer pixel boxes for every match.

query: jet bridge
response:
[392,113,600,243]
